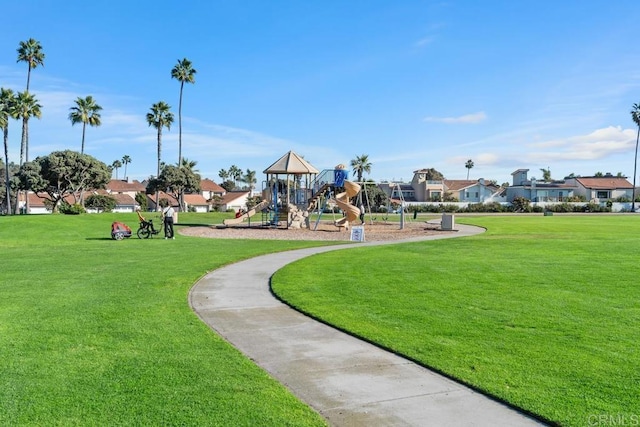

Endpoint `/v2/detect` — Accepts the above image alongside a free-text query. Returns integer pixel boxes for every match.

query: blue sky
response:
[2,1,640,186]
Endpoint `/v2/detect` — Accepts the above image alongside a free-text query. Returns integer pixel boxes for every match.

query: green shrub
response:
[59,202,86,215]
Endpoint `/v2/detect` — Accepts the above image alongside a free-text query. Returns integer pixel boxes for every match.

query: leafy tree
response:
[350,154,371,183]
[210,194,223,212]
[0,88,18,214]
[85,194,117,212]
[69,96,102,154]
[17,38,44,92]
[594,172,604,177]
[146,101,174,209]
[364,182,388,210]
[146,164,200,208]
[218,168,229,182]
[171,58,197,166]
[631,102,640,211]
[111,160,122,179]
[18,150,110,213]
[465,159,474,179]
[220,180,235,192]
[424,168,445,181]
[122,155,131,179]
[135,191,148,211]
[177,157,199,210]
[0,160,20,214]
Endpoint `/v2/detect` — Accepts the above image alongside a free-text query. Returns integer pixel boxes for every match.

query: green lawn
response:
[0,213,334,426]
[272,215,640,427]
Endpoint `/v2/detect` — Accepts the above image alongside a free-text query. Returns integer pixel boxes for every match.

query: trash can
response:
[441,213,455,230]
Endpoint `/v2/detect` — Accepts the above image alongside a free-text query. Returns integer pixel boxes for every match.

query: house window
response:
[475,192,479,198]
[465,192,469,198]
[597,191,609,199]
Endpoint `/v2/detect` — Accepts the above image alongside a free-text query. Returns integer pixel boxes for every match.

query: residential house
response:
[183,194,210,213]
[106,179,146,199]
[146,191,179,212]
[567,174,633,202]
[219,191,251,212]
[506,169,633,204]
[443,179,501,202]
[506,169,576,203]
[200,178,226,201]
[379,170,503,204]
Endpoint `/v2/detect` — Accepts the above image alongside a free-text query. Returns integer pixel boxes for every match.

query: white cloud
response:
[423,111,487,124]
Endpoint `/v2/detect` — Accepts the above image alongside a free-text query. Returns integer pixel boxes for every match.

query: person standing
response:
[359,203,365,224]
[163,204,175,239]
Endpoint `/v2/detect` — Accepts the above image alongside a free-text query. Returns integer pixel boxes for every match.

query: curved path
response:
[189,224,545,426]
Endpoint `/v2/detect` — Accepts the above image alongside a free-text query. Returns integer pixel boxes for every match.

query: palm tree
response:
[122,155,131,180]
[17,38,45,92]
[180,157,198,172]
[69,96,102,154]
[112,160,122,179]
[229,164,242,187]
[540,167,552,181]
[0,88,17,214]
[350,154,372,183]
[465,159,474,180]
[243,169,257,194]
[14,91,42,165]
[171,58,197,166]
[631,103,640,212]
[146,101,174,210]
[14,91,42,214]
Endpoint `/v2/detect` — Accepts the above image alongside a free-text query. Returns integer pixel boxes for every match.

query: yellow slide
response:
[333,180,361,228]
[223,200,270,226]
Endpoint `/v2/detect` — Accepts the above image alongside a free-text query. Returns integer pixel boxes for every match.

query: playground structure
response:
[222,200,270,226]
[221,150,402,231]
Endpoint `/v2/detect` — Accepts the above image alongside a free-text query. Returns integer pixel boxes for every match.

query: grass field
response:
[272,215,640,426]
[0,212,334,426]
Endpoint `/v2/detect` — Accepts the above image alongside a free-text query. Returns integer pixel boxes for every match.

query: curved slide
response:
[333,180,361,227]
[223,200,270,226]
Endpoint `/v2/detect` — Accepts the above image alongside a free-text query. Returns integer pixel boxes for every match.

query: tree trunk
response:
[3,127,10,215]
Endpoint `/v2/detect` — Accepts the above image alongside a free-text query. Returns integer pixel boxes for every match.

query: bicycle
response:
[136,211,162,239]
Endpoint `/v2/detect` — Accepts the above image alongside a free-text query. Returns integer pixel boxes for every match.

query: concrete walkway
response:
[189,224,545,426]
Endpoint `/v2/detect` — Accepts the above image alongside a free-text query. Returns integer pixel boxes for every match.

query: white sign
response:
[350,225,365,242]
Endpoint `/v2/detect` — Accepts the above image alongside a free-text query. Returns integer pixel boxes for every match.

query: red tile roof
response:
[200,178,225,193]
[183,194,209,205]
[107,179,146,192]
[576,177,633,189]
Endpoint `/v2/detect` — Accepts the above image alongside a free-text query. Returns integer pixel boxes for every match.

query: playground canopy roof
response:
[263,150,319,175]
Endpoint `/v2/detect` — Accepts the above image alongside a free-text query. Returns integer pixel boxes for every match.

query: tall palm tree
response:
[0,88,17,214]
[121,155,131,180]
[69,96,102,154]
[180,157,198,172]
[243,169,257,194]
[146,101,174,210]
[171,58,197,167]
[465,159,474,180]
[111,160,122,179]
[229,164,242,188]
[631,103,640,212]
[14,91,42,166]
[17,38,45,92]
[350,154,372,183]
